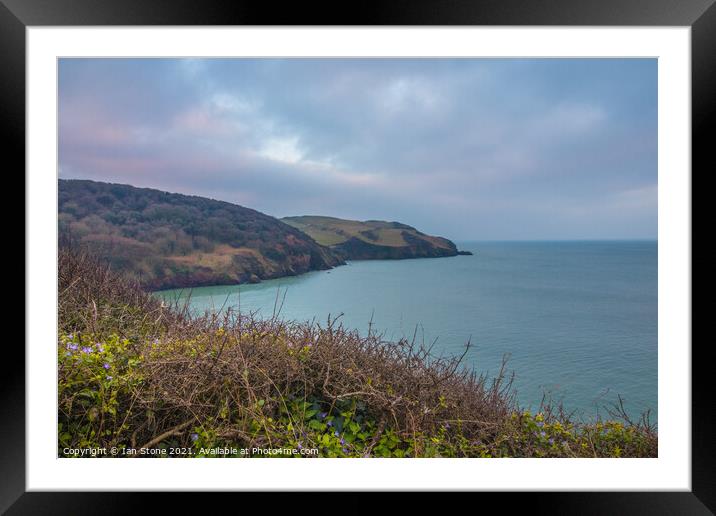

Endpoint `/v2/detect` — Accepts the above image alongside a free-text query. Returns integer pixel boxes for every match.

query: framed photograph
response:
[8,0,710,510]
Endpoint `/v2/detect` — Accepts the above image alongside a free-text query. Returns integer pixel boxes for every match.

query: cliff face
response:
[59,180,344,290]
[282,216,467,261]
[139,244,341,291]
[332,234,457,260]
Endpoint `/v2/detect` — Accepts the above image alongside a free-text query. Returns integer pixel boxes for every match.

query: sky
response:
[58,58,657,241]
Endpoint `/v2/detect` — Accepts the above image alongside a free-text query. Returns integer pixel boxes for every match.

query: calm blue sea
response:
[157,241,657,421]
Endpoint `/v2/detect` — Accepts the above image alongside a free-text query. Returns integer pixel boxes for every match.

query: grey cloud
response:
[59,58,657,240]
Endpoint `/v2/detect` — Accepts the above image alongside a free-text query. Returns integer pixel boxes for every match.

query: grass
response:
[58,247,657,458]
[282,215,453,250]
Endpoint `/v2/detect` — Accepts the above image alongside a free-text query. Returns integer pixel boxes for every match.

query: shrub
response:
[58,248,657,458]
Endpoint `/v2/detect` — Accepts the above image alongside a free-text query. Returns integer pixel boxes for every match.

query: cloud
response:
[611,184,658,212]
[58,58,657,240]
[381,77,445,115]
[533,102,607,137]
[258,136,304,164]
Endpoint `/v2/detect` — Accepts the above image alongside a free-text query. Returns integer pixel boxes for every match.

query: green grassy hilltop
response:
[283,215,470,260]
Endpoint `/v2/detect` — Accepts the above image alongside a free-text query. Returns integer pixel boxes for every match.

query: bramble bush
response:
[58,248,657,458]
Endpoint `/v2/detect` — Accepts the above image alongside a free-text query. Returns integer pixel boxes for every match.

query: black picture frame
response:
[5,0,711,512]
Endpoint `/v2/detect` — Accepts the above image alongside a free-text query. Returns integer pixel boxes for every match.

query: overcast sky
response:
[59,58,657,241]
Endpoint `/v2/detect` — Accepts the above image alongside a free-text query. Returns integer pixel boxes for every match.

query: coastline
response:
[151,251,474,293]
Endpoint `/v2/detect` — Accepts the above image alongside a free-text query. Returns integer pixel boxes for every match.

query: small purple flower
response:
[540,431,546,438]
[190,433,198,442]
[318,412,327,420]
[334,430,340,437]
[103,363,110,370]
[548,438,555,445]
[326,420,333,427]
[297,443,303,450]
[106,375,113,380]
[340,437,345,445]
[342,448,349,454]
[95,343,104,352]
[536,421,544,428]
[445,422,451,429]
[81,346,92,354]
[66,343,78,351]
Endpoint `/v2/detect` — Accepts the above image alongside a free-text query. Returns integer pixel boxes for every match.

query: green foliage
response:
[58,333,144,452]
[58,330,657,458]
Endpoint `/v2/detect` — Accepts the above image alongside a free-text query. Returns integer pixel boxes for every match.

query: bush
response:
[58,248,657,458]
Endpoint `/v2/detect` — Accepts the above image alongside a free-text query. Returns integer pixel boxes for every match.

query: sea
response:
[156,241,657,422]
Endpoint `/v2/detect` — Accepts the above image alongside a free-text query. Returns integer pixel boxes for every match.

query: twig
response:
[137,420,194,451]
